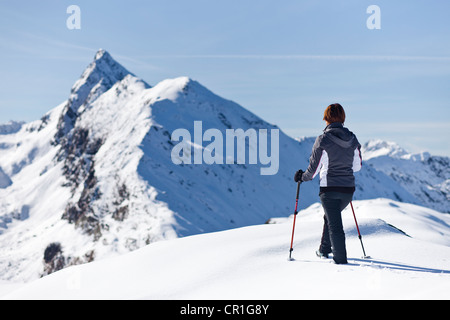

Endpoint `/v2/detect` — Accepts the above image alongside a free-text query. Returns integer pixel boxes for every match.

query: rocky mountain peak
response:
[55,49,137,141]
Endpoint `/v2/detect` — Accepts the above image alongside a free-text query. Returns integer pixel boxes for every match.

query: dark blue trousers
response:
[319,191,353,264]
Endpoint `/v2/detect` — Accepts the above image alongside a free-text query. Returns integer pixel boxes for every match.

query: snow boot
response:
[315,250,329,259]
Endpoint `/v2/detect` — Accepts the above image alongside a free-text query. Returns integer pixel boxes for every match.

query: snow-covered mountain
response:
[362,140,450,213]
[0,49,448,282]
[0,121,24,135]
[2,199,450,300]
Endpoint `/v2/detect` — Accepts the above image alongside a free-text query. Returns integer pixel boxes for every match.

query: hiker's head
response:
[323,103,346,125]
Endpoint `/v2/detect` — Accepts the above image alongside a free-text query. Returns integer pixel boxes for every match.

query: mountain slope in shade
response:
[0,50,447,282]
[0,167,11,189]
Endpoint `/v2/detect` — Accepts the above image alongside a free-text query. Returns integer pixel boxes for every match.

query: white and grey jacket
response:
[301,122,362,191]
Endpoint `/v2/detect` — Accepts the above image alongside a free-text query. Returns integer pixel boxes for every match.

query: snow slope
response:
[2,199,449,300]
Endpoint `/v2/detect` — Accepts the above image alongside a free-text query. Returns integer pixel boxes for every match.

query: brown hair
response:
[323,103,346,124]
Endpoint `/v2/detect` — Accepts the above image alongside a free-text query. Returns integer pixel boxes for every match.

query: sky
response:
[0,0,449,156]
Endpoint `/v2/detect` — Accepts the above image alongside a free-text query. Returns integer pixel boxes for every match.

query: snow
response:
[0,121,25,135]
[2,199,449,300]
[362,139,408,160]
[0,102,81,281]
[362,140,450,213]
[0,49,448,298]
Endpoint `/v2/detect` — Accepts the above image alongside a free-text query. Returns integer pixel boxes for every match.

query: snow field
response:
[3,199,449,300]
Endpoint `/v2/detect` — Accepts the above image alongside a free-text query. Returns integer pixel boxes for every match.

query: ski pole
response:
[350,201,370,259]
[288,182,301,261]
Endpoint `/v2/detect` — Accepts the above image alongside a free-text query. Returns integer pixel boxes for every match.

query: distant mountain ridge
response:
[0,121,25,135]
[362,140,449,213]
[0,50,448,282]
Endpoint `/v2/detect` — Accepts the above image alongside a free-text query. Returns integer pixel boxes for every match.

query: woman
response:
[294,103,362,264]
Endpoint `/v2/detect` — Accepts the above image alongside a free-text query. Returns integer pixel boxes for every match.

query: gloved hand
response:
[294,169,304,183]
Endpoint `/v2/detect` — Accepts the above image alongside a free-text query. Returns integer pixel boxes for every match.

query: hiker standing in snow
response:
[294,103,362,264]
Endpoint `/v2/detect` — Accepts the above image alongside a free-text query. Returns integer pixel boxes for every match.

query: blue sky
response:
[0,0,449,156]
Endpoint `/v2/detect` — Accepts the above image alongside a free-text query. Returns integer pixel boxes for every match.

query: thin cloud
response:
[138,54,450,62]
